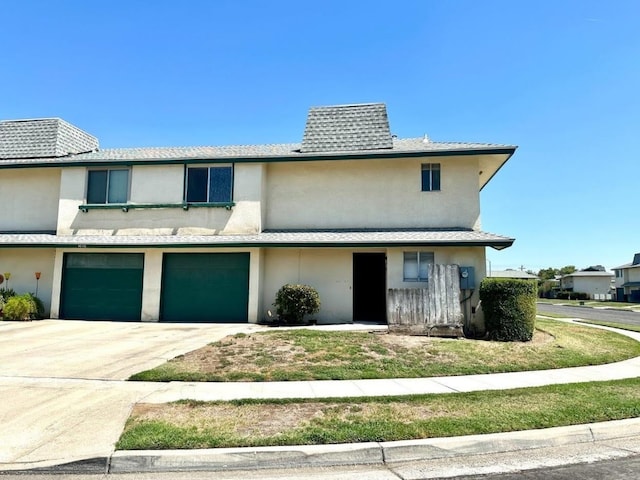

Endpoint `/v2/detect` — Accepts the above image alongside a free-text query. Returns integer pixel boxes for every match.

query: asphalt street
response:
[452,454,640,479]
[537,303,640,326]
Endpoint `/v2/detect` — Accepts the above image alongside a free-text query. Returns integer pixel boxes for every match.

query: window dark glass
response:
[186,168,208,202]
[87,169,129,204]
[209,166,232,202]
[421,163,441,192]
[186,166,233,203]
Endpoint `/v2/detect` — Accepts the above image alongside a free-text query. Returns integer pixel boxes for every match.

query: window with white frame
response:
[403,251,435,281]
[421,163,441,191]
[186,165,233,203]
[87,169,130,204]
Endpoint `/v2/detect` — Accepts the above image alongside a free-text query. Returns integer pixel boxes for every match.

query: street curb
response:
[107,418,640,473]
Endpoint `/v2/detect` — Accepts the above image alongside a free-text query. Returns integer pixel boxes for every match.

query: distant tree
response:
[559,265,576,275]
[537,268,558,281]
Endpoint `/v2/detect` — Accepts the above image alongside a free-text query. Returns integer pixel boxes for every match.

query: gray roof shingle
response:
[0,118,98,159]
[300,103,393,153]
[0,228,514,249]
[0,137,515,167]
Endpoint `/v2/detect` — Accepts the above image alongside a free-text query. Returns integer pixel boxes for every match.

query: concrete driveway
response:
[0,319,261,469]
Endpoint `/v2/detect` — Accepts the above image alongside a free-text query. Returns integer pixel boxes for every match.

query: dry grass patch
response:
[118,378,640,449]
[129,319,640,382]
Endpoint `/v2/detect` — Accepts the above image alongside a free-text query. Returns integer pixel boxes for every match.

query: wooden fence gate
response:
[387,264,464,336]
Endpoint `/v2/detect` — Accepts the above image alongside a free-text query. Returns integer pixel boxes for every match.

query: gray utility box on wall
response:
[459,266,475,290]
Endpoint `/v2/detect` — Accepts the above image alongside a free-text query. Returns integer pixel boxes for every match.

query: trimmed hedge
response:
[274,284,321,324]
[479,278,537,342]
[555,291,589,300]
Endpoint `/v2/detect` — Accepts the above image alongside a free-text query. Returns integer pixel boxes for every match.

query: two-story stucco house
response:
[613,253,640,302]
[559,267,614,300]
[0,103,516,328]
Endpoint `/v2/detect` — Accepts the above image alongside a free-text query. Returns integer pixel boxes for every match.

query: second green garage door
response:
[160,253,250,323]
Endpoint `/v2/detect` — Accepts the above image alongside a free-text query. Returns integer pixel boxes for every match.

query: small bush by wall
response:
[3,294,35,321]
[555,291,589,300]
[274,284,321,324]
[479,278,537,342]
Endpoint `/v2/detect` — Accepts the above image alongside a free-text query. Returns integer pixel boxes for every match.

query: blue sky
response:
[2,0,638,272]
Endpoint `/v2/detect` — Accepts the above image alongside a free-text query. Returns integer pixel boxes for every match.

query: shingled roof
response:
[0,118,98,159]
[300,103,393,153]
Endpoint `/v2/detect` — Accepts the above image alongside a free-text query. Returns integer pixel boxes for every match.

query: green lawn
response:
[575,320,640,333]
[129,318,640,382]
[117,378,640,449]
[538,299,640,310]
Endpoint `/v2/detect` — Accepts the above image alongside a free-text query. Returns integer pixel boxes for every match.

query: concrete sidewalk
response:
[1,318,640,476]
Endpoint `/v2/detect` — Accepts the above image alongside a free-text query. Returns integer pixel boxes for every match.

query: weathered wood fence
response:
[387,264,463,337]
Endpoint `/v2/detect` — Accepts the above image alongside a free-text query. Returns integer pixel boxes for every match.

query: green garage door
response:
[61,253,144,321]
[160,253,249,323]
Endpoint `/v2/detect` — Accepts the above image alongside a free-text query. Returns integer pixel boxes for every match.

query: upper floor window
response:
[421,163,441,192]
[186,165,233,203]
[87,169,129,204]
[403,251,435,282]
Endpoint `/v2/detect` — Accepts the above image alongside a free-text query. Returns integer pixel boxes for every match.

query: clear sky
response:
[2,1,638,272]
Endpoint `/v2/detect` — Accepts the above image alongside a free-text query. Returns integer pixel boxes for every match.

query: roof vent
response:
[0,118,98,159]
[300,103,393,153]
[423,134,430,143]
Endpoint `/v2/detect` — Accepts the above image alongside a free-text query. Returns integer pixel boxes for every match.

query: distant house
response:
[560,268,614,300]
[613,253,640,303]
[488,270,538,280]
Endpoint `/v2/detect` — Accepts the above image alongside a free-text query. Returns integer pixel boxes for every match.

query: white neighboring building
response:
[613,253,640,303]
[560,269,614,300]
[0,104,516,328]
[488,270,538,280]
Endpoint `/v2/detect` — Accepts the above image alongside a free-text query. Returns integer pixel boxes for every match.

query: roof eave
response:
[0,146,519,169]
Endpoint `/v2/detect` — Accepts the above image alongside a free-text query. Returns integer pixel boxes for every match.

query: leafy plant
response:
[3,294,34,321]
[555,291,589,300]
[273,284,321,324]
[26,293,45,319]
[0,287,16,302]
[480,278,537,342]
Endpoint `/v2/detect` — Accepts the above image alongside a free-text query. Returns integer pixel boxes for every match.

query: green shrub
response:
[3,294,35,321]
[274,284,321,324]
[26,293,45,319]
[555,291,589,300]
[479,278,537,342]
[0,287,15,302]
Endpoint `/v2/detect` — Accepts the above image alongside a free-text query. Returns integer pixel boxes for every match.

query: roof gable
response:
[0,118,98,159]
[300,103,393,153]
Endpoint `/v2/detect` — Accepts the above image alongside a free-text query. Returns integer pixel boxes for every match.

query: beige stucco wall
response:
[264,156,481,230]
[262,248,354,324]
[0,168,61,232]
[49,247,260,322]
[56,164,264,235]
[0,248,56,315]
[262,246,487,326]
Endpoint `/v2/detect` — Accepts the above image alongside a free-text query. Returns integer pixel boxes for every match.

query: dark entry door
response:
[353,253,387,323]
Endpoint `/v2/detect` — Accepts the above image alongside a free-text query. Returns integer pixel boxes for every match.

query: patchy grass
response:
[117,378,640,449]
[129,319,640,382]
[575,320,640,334]
[538,299,640,310]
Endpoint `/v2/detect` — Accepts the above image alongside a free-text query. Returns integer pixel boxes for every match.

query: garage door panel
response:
[161,253,249,323]
[61,254,144,321]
